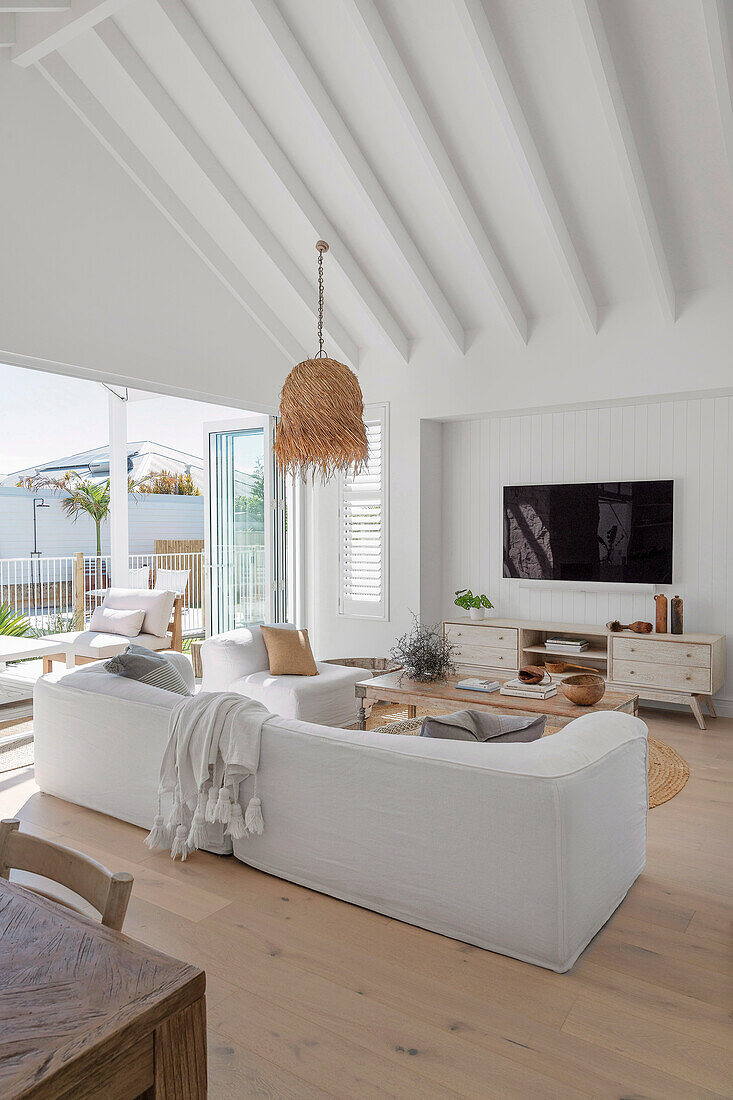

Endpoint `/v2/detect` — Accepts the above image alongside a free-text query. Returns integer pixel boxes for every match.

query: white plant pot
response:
[469,607,485,620]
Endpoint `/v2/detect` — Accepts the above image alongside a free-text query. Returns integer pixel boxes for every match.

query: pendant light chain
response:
[316,239,329,358]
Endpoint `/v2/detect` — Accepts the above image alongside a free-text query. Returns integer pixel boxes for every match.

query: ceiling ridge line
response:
[250,0,466,354]
[36,52,307,365]
[702,0,733,190]
[96,16,359,367]
[342,0,529,346]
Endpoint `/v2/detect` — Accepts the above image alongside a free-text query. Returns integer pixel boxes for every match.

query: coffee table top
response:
[357,671,638,722]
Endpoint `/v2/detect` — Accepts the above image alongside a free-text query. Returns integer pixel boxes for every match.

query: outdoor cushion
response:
[89,605,144,637]
[261,625,318,676]
[103,587,175,639]
[420,709,546,742]
[154,567,190,596]
[67,631,172,659]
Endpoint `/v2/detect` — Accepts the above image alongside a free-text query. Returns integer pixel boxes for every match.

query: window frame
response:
[337,402,389,621]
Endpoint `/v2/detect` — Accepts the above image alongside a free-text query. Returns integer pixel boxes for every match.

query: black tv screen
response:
[503,480,673,583]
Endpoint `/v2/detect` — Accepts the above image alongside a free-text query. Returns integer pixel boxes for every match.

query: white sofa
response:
[33,665,648,972]
[201,625,372,727]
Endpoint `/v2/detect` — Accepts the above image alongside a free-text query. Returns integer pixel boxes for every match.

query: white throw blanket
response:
[145,692,272,860]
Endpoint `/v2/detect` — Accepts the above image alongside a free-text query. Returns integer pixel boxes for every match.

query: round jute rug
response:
[369,705,689,809]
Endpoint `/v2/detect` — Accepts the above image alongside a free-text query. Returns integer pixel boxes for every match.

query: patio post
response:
[108,386,129,587]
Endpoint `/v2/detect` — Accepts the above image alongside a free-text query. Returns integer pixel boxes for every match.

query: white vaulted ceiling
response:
[5,0,733,367]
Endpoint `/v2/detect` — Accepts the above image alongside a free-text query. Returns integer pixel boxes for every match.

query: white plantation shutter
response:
[339,404,389,619]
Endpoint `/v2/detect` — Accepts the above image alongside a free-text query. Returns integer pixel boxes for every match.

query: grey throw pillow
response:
[105,644,191,696]
[419,709,546,743]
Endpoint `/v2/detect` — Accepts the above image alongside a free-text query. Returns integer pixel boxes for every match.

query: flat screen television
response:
[503,480,673,583]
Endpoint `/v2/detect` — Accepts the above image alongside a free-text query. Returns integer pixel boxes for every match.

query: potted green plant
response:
[454,589,494,621]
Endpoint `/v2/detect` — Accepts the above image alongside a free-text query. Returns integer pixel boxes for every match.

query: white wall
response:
[312,289,733,669]
[0,488,203,558]
[440,395,733,708]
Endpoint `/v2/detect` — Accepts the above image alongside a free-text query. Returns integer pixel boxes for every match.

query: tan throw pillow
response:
[260,626,318,677]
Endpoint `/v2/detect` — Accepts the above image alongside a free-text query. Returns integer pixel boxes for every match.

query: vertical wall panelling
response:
[440,395,733,707]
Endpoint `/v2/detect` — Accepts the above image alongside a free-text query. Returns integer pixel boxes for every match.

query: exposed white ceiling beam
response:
[37,52,306,365]
[454,0,598,333]
[702,0,733,187]
[96,18,358,367]
[12,0,132,66]
[343,0,528,344]
[250,0,465,354]
[0,12,15,43]
[572,0,676,322]
[157,0,409,363]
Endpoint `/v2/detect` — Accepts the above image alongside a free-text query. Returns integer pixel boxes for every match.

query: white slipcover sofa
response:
[201,625,372,727]
[33,665,648,972]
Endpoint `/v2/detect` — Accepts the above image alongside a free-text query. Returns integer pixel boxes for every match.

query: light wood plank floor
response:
[1,706,731,1098]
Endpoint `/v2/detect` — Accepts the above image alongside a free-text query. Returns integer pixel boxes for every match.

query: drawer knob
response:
[686,675,692,681]
[686,653,691,658]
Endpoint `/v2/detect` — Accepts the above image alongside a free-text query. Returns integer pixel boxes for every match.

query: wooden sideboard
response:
[443,617,725,730]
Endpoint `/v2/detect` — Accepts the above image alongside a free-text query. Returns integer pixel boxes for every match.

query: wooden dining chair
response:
[0,819,133,931]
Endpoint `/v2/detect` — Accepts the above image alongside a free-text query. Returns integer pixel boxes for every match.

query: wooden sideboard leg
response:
[689,696,707,731]
[705,695,718,719]
[153,996,207,1099]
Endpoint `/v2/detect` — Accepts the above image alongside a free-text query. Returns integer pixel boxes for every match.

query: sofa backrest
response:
[103,587,176,640]
[201,624,297,692]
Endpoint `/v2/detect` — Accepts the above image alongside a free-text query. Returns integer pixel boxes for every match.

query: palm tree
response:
[0,603,31,637]
[18,471,148,556]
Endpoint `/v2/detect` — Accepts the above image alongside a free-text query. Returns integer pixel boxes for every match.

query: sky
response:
[0,363,254,477]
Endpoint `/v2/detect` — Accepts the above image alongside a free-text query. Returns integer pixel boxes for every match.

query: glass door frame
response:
[204,414,284,637]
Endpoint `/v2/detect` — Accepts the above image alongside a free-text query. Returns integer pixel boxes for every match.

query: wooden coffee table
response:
[354,671,639,730]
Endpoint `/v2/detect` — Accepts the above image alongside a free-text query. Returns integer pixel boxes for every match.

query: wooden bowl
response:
[560,673,606,707]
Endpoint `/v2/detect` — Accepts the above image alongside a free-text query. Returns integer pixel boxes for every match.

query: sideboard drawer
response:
[613,658,711,694]
[445,624,517,650]
[452,644,517,670]
[612,637,711,668]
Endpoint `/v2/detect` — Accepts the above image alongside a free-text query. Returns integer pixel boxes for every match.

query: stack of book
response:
[456,678,500,693]
[499,677,557,700]
[544,637,589,653]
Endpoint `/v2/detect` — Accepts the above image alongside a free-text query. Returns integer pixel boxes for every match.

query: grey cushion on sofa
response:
[419,709,546,743]
[105,643,192,696]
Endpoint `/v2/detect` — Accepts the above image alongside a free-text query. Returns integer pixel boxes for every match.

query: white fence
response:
[0,549,267,637]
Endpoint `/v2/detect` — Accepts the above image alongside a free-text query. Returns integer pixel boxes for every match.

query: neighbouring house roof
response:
[3,442,204,491]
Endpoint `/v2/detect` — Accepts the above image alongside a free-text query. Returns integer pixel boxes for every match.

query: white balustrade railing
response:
[0,547,266,637]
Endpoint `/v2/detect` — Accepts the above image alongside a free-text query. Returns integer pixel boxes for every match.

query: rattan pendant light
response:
[274,241,368,483]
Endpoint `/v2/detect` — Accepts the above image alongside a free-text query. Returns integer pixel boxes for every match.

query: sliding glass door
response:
[205,416,288,635]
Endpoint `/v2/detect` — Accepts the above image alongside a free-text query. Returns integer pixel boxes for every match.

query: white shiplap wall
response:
[441,396,732,705]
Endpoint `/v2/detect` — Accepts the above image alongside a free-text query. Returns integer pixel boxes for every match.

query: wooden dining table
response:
[0,879,207,1100]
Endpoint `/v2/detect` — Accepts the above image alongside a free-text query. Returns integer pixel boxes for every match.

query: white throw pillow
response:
[103,588,176,639]
[90,605,145,638]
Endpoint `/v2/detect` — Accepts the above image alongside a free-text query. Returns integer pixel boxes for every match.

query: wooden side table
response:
[190,639,203,679]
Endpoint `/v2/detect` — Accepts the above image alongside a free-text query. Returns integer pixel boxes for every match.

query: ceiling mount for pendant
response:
[274,241,368,484]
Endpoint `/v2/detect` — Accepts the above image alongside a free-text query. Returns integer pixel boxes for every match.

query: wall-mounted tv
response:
[503,480,673,584]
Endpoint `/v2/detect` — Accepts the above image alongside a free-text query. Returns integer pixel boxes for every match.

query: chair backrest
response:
[0,820,133,930]
[128,566,151,590]
[200,623,296,691]
[154,567,190,602]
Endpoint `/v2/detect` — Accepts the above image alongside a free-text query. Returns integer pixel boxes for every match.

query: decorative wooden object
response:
[0,879,207,1100]
[274,241,368,483]
[559,673,606,707]
[670,595,684,634]
[354,670,637,731]
[518,665,548,684]
[0,819,132,930]
[544,659,597,675]
[442,617,725,731]
[654,593,668,633]
[606,620,653,633]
